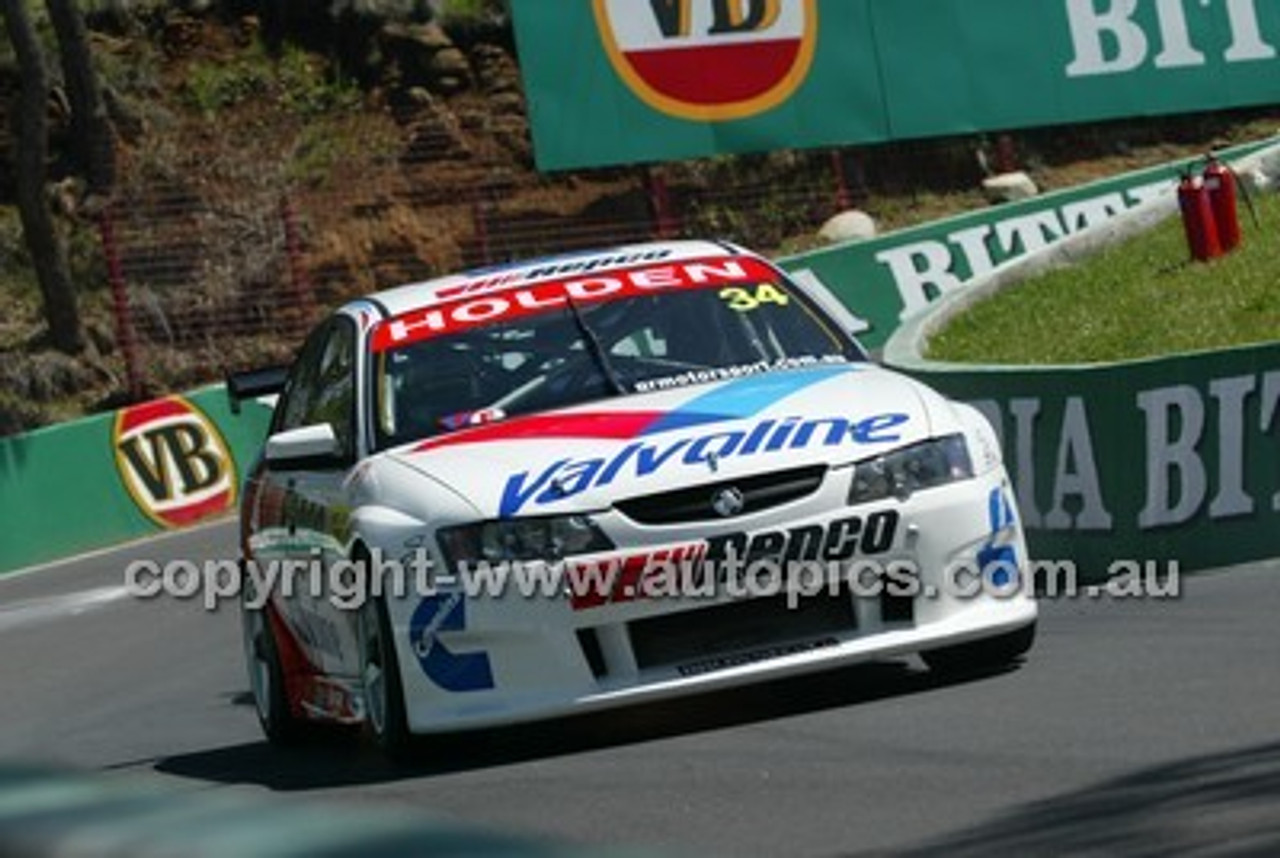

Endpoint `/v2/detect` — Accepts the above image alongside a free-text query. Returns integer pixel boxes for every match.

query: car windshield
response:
[370,264,863,449]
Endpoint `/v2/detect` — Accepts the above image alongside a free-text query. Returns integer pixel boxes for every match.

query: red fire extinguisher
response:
[1202,153,1241,253]
[1178,170,1222,262]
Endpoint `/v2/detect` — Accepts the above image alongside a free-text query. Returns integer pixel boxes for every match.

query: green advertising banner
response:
[895,342,1280,581]
[511,0,1280,171]
[0,386,272,574]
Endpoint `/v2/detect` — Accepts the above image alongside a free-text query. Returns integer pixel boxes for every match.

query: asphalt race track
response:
[2,519,1278,857]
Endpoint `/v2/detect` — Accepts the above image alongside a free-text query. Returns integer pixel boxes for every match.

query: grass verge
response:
[926,188,1280,364]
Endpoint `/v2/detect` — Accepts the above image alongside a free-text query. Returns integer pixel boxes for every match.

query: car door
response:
[248,316,361,676]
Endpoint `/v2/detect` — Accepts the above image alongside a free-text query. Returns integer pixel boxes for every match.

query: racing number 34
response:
[719,283,790,312]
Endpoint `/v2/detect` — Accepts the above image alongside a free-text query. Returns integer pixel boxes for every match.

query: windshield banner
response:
[371,256,776,351]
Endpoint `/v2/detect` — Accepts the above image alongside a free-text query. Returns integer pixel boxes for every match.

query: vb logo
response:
[593,0,818,120]
[113,397,237,528]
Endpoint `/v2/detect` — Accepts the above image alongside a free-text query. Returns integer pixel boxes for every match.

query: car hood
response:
[385,364,938,519]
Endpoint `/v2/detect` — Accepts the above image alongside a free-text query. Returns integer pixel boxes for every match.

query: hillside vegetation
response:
[3,2,1280,434]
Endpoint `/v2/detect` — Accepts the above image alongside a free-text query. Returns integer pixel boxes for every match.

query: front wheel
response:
[357,593,412,758]
[921,623,1036,676]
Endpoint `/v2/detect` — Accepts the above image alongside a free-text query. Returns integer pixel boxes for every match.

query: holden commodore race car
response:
[230,240,1036,754]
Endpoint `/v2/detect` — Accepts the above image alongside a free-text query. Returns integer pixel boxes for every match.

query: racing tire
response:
[921,622,1036,676]
[357,591,413,759]
[241,586,308,746]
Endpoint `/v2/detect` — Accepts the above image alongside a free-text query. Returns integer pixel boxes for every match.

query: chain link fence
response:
[94,140,900,395]
[86,107,1270,401]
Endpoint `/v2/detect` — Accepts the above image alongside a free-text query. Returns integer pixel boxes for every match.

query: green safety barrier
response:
[0,387,272,575]
[890,343,1280,580]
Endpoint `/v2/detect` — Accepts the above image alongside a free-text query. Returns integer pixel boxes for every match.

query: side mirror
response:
[227,365,290,415]
[264,423,346,470]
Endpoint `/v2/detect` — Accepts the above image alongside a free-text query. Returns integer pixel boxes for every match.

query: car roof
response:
[354,239,753,319]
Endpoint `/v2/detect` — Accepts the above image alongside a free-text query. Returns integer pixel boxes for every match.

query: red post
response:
[830,149,852,212]
[472,195,491,266]
[995,134,1018,174]
[279,194,315,322]
[96,203,143,401]
[645,167,679,239]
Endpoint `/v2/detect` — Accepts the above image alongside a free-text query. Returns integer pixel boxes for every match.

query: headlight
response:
[438,515,614,567]
[848,434,973,505]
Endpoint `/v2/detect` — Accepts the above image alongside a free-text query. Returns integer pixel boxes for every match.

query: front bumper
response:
[388,465,1036,734]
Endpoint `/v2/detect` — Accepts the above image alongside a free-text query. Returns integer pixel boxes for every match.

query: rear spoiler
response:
[226,365,289,415]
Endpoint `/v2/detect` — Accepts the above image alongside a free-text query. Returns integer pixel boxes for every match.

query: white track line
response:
[0,585,134,633]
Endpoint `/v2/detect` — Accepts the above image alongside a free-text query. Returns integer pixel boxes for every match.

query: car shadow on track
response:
[857,738,1280,857]
[153,657,1022,791]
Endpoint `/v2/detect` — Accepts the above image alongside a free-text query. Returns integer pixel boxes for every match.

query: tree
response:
[46,0,115,194]
[1,0,84,353]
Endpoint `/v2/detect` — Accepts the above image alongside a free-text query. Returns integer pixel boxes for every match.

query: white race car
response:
[231,240,1035,755]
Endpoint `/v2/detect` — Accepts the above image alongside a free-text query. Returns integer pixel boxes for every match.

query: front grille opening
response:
[629,590,856,673]
[880,590,915,625]
[576,628,608,679]
[615,464,828,525]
